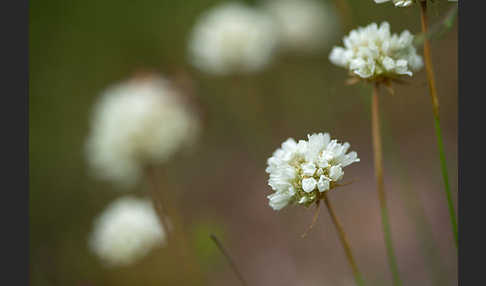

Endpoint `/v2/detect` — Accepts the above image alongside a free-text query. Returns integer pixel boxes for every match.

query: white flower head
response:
[329,22,423,80]
[89,196,167,267]
[187,2,278,75]
[374,0,413,7]
[263,0,338,53]
[85,75,200,187]
[266,133,360,210]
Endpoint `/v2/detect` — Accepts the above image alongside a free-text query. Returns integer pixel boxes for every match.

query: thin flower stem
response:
[146,165,171,236]
[358,84,449,285]
[322,193,365,286]
[371,84,402,286]
[301,201,322,238]
[210,234,248,286]
[414,4,457,47]
[333,0,353,31]
[145,166,208,285]
[419,0,458,248]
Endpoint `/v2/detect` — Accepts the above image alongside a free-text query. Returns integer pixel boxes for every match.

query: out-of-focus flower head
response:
[266,133,359,211]
[85,74,199,187]
[187,2,278,75]
[374,0,413,8]
[263,0,339,54]
[89,196,167,267]
[329,22,423,81]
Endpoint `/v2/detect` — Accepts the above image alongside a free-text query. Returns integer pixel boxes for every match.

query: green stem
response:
[333,0,353,31]
[145,166,207,285]
[359,83,449,285]
[322,194,365,286]
[371,84,402,286]
[210,234,248,286]
[433,115,458,246]
[419,0,458,248]
[146,165,171,237]
[413,4,457,47]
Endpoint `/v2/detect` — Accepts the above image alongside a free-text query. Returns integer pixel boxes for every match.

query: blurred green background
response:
[30,0,457,285]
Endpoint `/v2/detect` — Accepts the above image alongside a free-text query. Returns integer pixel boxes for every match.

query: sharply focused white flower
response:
[86,75,199,187]
[265,133,359,210]
[263,0,338,53]
[329,22,423,79]
[187,2,278,75]
[89,196,167,267]
[374,0,413,7]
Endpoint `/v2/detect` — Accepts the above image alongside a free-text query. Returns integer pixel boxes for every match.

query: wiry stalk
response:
[414,4,458,47]
[146,165,171,236]
[419,0,458,248]
[322,193,365,286]
[371,84,402,286]
[358,83,449,285]
[301,201,322,238]
[210,234,248,286]
[145,166,207,285]
[333,0,353,31]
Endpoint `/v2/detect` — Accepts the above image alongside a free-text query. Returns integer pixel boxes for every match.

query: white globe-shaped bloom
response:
[263,0,338,53]
[329,22,423,79]
[266,133,360,210]
[187,2,278,75]
[86,76,199,187]
[374,0,413,7]
[89,196,167,267]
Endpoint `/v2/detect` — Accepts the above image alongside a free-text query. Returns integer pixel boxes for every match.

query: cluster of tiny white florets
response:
[187,2,278,75]
[89,196,167,267]
[263,0,338,54]
[85,76,199,187]
[266,133,359,211]
[374,0,413,8]
[329,22,423,79]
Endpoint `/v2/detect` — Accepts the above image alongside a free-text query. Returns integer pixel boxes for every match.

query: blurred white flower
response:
[266,133,359,210]
[187,2,278,75]
[263,0,338,53]
[89,196,167,267]
[86,75,199,187]
[374,0,413,7]
[329,22,423,79]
